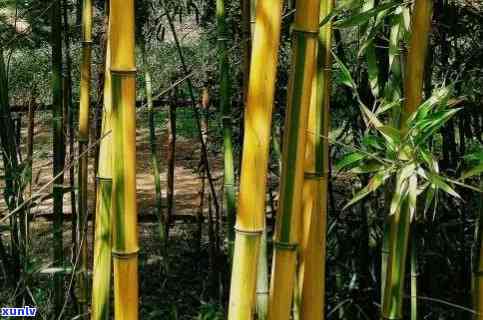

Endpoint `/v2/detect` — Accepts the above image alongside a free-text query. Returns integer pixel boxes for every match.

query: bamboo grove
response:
[0,0,482,319]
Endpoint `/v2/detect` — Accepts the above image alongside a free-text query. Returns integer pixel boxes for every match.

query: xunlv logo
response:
[1,306,37,317]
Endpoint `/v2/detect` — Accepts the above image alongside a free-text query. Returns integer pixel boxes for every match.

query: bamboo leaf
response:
[343,171,389,210]
[378,125,401,145]
[423,184,435,215]
[335,152,366,172]
[428,173,461,199]
[334,1,402,28]
[408,175,417,220]
[362,135,385,150]
[333,52,356,89]
[351,161,385,174]
[461,163,483,180]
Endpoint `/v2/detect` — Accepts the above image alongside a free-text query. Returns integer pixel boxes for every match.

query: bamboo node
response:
[96,176,113,182]
[381,316,402,320]
[256,290,269,295]
[78,137,89,143]
[234,227,263,236]
[112,249,139,260]
[81,40,93,46]
[110,68,137,76]
[273,241,298,251]
[304,171,324,180]
[292,27,319,37]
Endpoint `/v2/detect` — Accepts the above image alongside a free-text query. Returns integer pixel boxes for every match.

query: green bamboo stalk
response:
[76,0,93,313]
[410,222,418,320]
[62,0,77,254]
[140,42,167,260]
[216,0,236,260]
[268,1,321,318]
[381,1,432,319]
[91,27,112,320]
[166,89,176,235]
[51,0,66,315]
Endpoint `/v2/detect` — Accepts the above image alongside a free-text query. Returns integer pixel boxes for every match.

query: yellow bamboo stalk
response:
[268,0,321,319]
[91,29,112,320]
[77,0,92,312]
[298,0,333,319]
[109,0,138,319]
[227,0,283,319]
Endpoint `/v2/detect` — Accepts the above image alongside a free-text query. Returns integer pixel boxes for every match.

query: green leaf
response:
[408,175,418,220]
[423,185,436,215]
[365,44,380,97]
[333,51,356,89]
[390,163,416,215]
[362,135,385,150]
[461,163,483,179]
[334,1,402,28]
[351,161,385,174]
[428,173,461,199]
[343,171,389,210]
[335,152,366,172]
[378,125,401,145]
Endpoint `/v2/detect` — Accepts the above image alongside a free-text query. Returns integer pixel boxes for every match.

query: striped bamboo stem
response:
[141,42,167,259]
[268,0,321,319]
[91,28,112,320]
[381,0,433,318]
[297,0,333,318]
[227,0,283,318]
[77,0,92,313]
[109,0,139,319]
[216,0,236,259]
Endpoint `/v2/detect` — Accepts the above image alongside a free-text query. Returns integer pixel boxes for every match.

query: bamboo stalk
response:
[267,0,321,318]
[227,0,284,318]
[62,0,77,256]
[0,46,23,292]
[167,88,176,234]
[381,1,432,318]
[110,0,139,319]
[256,229,269,320]
[410,222,418,320]
[141,42,167,259]
[51,0,66,314]
[298,0,333,318]
[216,0,236,260]
[91,26,112,320]
[76,0,93,313]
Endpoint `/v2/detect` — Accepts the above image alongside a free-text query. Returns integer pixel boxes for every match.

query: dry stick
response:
[160,0,220,218]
